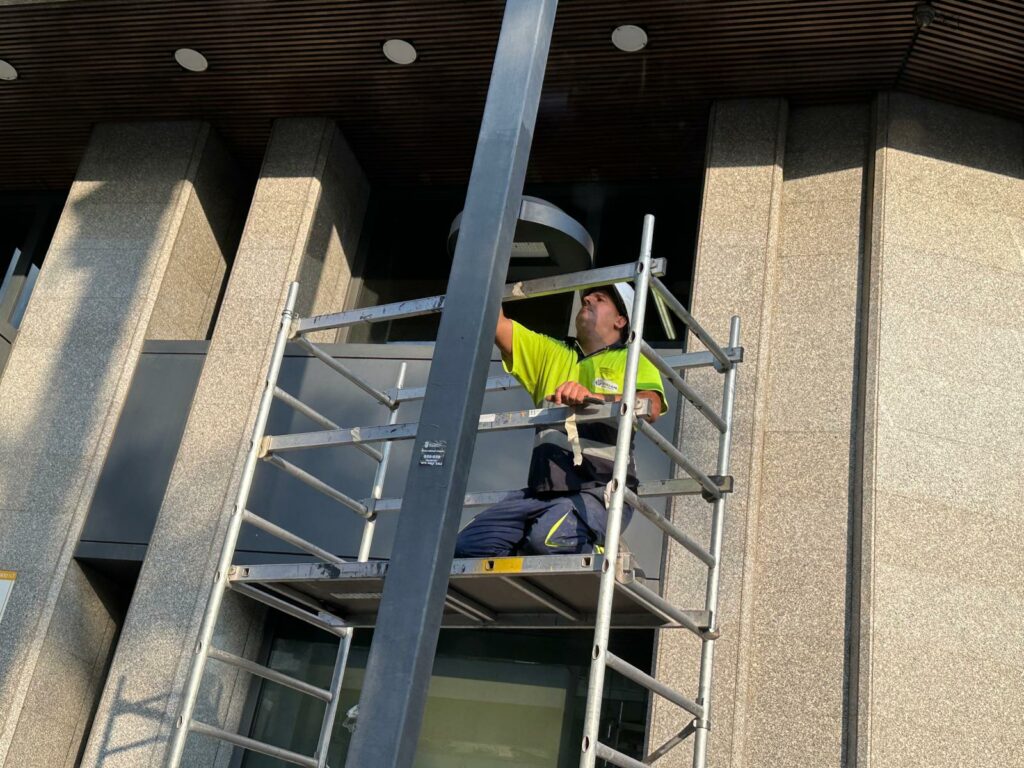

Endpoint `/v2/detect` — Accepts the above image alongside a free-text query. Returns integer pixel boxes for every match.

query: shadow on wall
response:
[0,122,249,767]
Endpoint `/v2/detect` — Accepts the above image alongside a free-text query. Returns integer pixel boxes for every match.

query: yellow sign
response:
[482,557,524,574]
[0,570,15,624]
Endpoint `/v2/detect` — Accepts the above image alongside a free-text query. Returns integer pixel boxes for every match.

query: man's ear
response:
[614,314,627,331]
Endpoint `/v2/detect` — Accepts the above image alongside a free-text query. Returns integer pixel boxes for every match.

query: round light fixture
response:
[0,59,17,81]
[174,48,209,72]
[382,39,417,65]
[611,25,648,53]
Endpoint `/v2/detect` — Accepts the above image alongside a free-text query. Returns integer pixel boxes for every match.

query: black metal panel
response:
[77,345,205,548]
[75,342,680,575]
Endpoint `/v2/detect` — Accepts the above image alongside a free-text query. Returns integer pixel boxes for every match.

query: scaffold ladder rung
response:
[613,580,705,637]
[644,720,699,764]
[294,336,395,409]
[207,646,332,702]
[273,385,384,463]
[605,652,704,718]
[189,720,318,768]
[243,510,347,568]
[641,340,727,432]
[498,575,582,622]
[634,417,722,500]
[595,741,650,768]
[262,454,370,518]
[650,275,732,371]
[230,582,347,637]
[622,488,715,567]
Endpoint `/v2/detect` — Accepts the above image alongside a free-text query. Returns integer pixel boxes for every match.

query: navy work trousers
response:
[453,489,632,558]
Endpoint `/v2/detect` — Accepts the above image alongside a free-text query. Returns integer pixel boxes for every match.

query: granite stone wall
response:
[856,91,1024,768]
[648,98,789,767]
[79,118,369,767]
[652,92,1024,768]
[0,122,243,768]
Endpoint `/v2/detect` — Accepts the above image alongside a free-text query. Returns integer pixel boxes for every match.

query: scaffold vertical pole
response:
[167,282,299,768]
[579,215,656,768]
[314,362,407,766]
[691,315,740,768]
[358,363,407,561]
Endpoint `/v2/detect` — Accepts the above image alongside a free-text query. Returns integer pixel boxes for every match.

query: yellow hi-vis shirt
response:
[504,320,668,494]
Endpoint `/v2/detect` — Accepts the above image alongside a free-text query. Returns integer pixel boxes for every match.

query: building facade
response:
[0,2,1022,767]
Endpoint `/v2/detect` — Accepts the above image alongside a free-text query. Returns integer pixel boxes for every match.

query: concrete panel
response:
[148,132,248,340]
[650,98,788,768]
[0,122,245,768]
[857,91,1024,768]
[651,101,869,768]
[80,118,371,767]
[739,103,865,768]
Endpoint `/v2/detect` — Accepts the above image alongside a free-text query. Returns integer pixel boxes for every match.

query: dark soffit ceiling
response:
[0,0,1020,190]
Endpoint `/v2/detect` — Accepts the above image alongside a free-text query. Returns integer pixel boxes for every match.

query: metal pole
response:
[579,215,655,768]
[343,2,557,765]
[314,628,352,768]
[691,316,740,768]
[358,362,407,561]
[316,365,407,766]
[166,282,299,767]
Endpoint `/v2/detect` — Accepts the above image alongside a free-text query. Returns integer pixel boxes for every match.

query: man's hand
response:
[547,381,599,407]
[547,382,662,423]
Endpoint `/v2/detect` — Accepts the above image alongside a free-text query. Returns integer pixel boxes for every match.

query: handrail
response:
[293,258,666,336]
[641,341,726,432]
[650,276,732,371]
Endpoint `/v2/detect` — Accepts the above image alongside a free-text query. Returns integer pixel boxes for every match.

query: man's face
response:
[576,288,627,339]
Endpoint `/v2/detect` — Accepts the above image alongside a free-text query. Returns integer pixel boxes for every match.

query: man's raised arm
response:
[495,306,514,366]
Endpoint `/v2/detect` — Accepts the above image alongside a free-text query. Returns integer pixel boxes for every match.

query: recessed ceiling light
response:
[382,39,417,65]
[174,48,208,72]
[611,25,648,53]
[0,60,17,81]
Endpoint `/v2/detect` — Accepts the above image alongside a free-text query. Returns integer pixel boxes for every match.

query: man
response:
[454,283,668,557]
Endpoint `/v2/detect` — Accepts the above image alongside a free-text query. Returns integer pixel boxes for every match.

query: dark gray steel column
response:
[343,1,557,766]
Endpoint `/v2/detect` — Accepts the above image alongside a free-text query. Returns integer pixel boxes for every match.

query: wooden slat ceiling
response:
[0,0,1019,190]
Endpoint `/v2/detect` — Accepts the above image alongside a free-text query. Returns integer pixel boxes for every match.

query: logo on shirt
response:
[593,377,620,393]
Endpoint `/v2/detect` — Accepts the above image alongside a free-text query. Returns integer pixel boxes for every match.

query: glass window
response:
[243,617,653,766]
[0,193,64,374]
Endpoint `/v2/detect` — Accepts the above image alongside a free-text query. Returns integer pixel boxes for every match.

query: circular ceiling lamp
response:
[611,24,648,53]
[448,196,594,273]
[174,48,209,72]
[0,59,17,81]
[383,39,417,65]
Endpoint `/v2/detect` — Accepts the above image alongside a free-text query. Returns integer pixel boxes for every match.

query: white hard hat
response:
[612,284,634,327]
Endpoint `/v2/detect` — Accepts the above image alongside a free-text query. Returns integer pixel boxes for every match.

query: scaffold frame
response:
[166,214,741,768]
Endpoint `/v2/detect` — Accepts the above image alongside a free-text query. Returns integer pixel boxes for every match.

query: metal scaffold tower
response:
[165,214,741,768]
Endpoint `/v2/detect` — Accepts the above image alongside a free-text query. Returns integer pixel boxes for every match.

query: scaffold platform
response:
[230,553,712,631]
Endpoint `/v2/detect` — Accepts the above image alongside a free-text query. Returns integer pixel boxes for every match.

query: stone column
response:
[740,104,868,766]
[0,122,244,768]
[856,92,1024,767]
[651,99,873,767]
[80,118,369,767]
[648,98,788,767]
